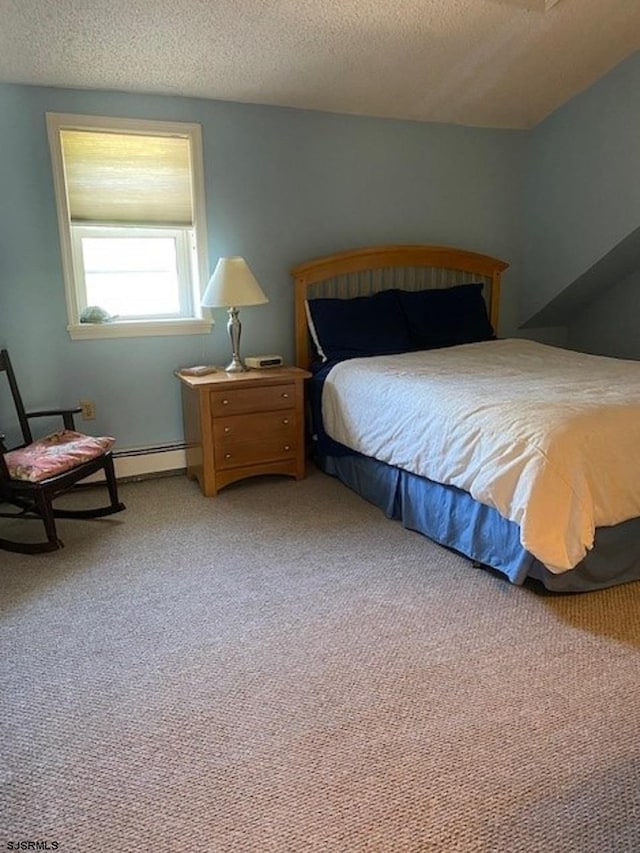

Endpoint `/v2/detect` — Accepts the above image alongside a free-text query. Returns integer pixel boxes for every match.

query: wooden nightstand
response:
[177,366,311,496]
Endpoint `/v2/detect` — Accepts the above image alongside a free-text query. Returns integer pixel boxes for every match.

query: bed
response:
[291,244,640,592]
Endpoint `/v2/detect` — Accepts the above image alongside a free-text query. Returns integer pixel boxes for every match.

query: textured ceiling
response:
[0,0,638,129]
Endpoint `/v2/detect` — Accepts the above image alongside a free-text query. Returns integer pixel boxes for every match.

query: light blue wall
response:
[522,51,640,324]
[0,83,525,450]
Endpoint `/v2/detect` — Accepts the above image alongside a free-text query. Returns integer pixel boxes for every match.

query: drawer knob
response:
[281,392,289,399]
[222,399,229,405]
[282,418,289,425]
[225,453,232,459]
[284,445,291,451]
[224,426,231,434]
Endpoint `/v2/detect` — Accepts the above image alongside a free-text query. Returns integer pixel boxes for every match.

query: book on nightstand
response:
[178,365,218,376]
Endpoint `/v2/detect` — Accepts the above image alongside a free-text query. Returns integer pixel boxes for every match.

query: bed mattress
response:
[320,339,640,574]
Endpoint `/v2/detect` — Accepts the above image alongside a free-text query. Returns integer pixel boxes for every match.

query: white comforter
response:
[321,339,640,573]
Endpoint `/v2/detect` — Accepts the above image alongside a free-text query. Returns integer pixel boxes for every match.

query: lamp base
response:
[224,356,248,373]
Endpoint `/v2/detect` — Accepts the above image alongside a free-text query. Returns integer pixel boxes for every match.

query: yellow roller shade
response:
[60,130,194,226]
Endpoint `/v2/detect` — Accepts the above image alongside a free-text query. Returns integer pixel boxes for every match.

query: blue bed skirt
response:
[319,450,640,593]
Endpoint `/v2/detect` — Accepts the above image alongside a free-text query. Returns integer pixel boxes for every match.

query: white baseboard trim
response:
[84,444,187,483]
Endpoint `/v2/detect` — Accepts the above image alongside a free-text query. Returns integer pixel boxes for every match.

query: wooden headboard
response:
[291,244,510,370]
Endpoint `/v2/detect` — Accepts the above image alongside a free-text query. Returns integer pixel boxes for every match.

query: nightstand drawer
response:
[213,410,296,445]
[210,383,296,417]
[215,436,298,470]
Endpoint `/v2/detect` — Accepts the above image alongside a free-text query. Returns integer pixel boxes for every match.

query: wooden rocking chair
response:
[0,348,125,553]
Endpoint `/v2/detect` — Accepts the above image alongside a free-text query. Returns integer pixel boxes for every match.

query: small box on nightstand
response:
[245,355,284,369]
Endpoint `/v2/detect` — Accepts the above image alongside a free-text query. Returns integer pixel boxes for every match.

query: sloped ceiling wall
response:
[521,51,640,330]
[567,269,640,360]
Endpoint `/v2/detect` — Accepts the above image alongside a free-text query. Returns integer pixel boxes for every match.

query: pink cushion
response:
[4,430,115,483]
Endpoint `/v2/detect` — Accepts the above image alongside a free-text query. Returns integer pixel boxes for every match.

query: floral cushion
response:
[4,430,115,483]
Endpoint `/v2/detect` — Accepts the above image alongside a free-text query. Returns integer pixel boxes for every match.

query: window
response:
[47,113,210,339]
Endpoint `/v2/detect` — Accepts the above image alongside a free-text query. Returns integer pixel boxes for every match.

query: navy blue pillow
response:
[306,289,412,362]
[398,283,495,350]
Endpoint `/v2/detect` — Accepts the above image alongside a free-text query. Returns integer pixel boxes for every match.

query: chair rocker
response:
[0,348,125,554]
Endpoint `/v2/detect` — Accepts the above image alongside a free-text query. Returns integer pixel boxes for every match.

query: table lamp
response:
[201,257,269,373]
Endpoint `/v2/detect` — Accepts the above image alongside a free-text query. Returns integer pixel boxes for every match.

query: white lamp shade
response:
[201,257,269,308]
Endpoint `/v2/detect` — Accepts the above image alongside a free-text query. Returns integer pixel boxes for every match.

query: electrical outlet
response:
[79,399,96,420]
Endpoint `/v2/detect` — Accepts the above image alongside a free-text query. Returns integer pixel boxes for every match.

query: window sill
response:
[68,318,213,340]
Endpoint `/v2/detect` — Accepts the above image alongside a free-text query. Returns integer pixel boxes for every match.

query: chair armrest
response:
[26,407,82,430]
[0,435,8,479]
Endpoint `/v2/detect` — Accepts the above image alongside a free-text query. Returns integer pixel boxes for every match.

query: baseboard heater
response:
[85,442,187,483]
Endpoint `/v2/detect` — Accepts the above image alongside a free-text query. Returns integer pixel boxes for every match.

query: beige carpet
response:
[1,467,640,852]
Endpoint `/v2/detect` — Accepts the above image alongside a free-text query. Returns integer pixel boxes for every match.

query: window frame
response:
[46,112,211,340]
